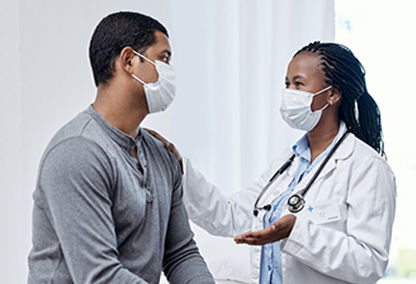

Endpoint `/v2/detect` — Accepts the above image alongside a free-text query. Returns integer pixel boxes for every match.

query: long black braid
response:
[294,41,384,156]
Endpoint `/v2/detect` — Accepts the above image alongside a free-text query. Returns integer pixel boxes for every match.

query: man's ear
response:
[119,46,137,74]
[328,88,341,106]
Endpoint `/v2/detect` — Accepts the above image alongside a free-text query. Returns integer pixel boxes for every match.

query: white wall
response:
[0,1,173,282]
[0,0,24,281]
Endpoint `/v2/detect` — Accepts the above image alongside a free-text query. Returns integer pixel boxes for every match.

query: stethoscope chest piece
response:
[287,193,305,213]
[252,131,349,216]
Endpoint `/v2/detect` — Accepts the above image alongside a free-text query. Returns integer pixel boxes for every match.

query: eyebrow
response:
[286,75,306,81]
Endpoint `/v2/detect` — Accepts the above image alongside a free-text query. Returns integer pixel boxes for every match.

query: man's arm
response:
[162,158,215,284]
[40,137,147,284]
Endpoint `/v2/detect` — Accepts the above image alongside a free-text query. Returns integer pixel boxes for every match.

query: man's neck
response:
[92,84,148,139]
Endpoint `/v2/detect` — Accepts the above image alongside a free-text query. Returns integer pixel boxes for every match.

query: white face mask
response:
[130,50,176,113]
[279,86,332,131]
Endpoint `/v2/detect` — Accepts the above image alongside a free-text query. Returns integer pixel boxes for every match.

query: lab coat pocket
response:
[306,200,344,225]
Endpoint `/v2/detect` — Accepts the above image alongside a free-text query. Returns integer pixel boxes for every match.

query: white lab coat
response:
[182,125,396,284]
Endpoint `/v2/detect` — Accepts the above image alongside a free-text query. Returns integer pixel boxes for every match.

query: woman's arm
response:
[182,157,262,237]
[145,128,275,237]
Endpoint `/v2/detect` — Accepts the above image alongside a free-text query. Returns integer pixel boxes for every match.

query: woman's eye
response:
[294,81,304,87]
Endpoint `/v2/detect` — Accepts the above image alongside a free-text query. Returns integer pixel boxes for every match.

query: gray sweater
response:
[28,106,214,284]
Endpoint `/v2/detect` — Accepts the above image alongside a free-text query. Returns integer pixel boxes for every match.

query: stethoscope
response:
[253,131,349,217]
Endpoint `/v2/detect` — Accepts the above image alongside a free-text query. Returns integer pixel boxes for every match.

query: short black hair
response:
[89,11,168,86]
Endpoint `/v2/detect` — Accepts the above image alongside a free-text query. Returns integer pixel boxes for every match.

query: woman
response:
[148,42,396,284]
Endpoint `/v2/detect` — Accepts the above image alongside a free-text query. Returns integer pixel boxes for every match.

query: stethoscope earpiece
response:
[253,204,272,217]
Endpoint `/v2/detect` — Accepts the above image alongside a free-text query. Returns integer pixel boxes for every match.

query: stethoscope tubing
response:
[253,131,349,216]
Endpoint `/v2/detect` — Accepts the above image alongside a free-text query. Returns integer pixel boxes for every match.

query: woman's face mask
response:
[130,50,176,114]
[279,86,332,131]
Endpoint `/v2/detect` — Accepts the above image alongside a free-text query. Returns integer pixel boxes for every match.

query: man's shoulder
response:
[34,110,113,206]
[141,129,179,170]
[46,110,91,147]
[41,110,108,167]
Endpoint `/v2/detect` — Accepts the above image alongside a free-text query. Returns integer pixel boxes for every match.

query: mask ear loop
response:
[133,50,156,66]
[130,50,158,85]
[312,85,333,112]
[313,85,333,96]
[318,103,330,112]
[130,73,146,85]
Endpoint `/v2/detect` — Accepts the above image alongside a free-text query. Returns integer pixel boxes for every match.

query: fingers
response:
[234,236,244,243]
[234,231,269,245]
[241,230,263,239]
[234,223,282,246]
[234,235,258,245]
[234,215,297,246]
[237,225,276,239]
[144,128,170,147]
[142,128,183,174]
[245,224,278,238]
[144,128,176,152]
[144,129,180,158]
[234,235,270,246]
[166,142,176,152]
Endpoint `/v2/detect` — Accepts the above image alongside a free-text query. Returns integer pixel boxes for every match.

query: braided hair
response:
[294,41,384,156]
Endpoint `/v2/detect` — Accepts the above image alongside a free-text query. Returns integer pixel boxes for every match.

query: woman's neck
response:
[307,117,340,163]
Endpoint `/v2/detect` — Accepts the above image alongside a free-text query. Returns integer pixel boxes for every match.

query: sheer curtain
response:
[146,0,335,193]
[0,0,334,283]
[148,0,335,282]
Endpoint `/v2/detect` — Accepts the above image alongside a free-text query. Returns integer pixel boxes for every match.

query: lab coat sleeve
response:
[182,158,269,237]
[281,156,396,284]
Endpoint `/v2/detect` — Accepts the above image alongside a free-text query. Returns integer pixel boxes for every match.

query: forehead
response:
[287,52,324,78]
[151,30,171,52]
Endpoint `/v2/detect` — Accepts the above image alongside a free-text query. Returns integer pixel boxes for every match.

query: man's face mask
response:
[130,50,176,114]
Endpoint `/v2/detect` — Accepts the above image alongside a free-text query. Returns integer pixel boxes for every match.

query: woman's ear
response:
[328,88,341,105]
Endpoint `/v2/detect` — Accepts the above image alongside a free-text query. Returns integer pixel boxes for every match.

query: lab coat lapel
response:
[291,132,355,192]
[255,151,295,209]
[310,133,356,185]
[261,164,294,205]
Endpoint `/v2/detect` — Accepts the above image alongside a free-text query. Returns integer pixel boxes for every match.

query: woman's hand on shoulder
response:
[145,128,183,174]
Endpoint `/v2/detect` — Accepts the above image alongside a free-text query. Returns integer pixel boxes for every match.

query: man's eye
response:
[294,81,304,86]
[285,82,290,88]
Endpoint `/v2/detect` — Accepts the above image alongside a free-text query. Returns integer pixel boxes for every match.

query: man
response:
[28,11,215,284]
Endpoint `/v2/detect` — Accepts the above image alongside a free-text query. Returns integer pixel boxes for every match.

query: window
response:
[336,0,416,282]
